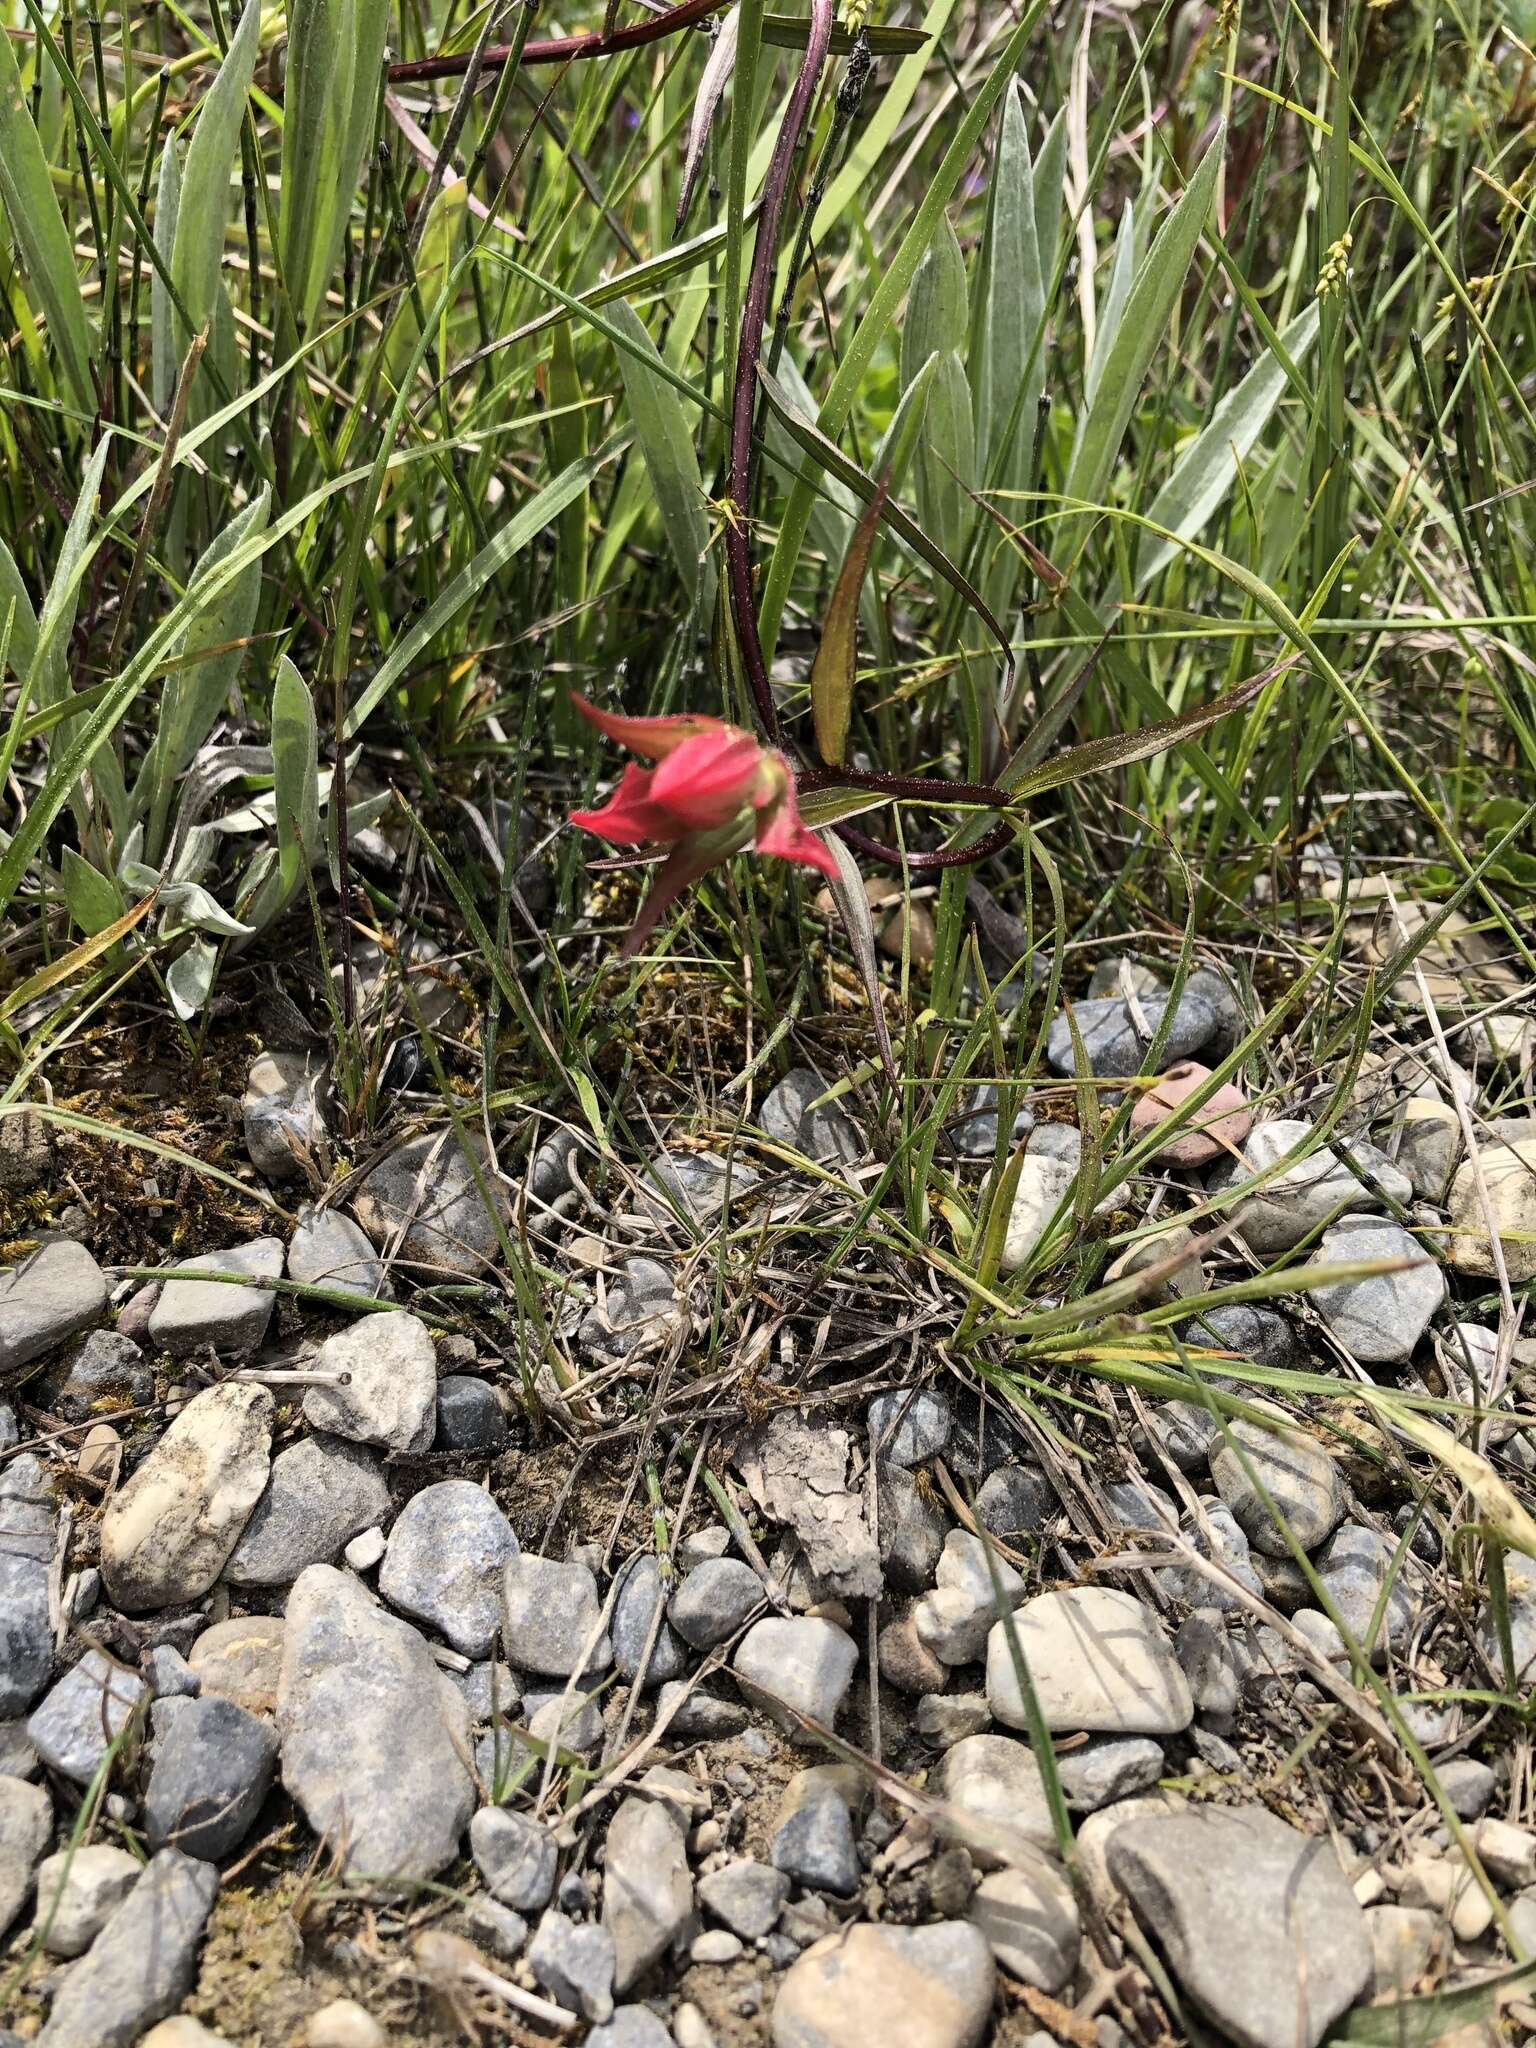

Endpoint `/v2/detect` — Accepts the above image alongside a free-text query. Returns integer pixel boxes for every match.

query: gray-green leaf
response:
[1136,301,1321,588]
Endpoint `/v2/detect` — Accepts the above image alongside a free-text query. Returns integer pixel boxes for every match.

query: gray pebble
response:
[528,1908,616,2022]
[144,1696,277,1858]
[470,1806,558,1911]
[669,1558,764,1650]
[378,1479,519,1658]
[503,1555,612,1678]
[610,1556,688,1689]
[27,1650,147,1786]
[868,1389,951,1468]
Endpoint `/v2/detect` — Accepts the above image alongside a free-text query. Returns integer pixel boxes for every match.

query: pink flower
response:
[570,695,836,955]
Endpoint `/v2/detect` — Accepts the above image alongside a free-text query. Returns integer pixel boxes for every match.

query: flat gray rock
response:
[100,1383,274,1610]
[698,1859,790,1940]
[1046,990,1216,1078]
[734,1617,858,1740]
[379,1480,519,1657]
[1157,1500,1264,1613]
[937,1734,1054,1864]
[635,1148,760,1228]
[759,1068,861,1166]
[353,1129,510,1278]
[1107,1804,1372,2048]
[586,2009,674,2048]
[876,1463,947,1594]
[0,1238,108,1378]
[771,1920,995,2048]
[146,1237,283,1358]
[470,1806,557,1912]
[27,1650,147,1786]
[974,1464,1054,1542]
[0,1773,51,1936]
[1308,1216,1445,1364]
[32,1330,153,1423]
[225,1434,392,1585]
[1314,1523,1421,1661]
[1210,1405,1345,1555]
[771,1767,862,1898]
[502,1554,611,1677]
[303,1311,437,1455]
[987,1587,1192,1735]
[32,1842,139,1957]
[969,1855,1079,1992]
[277,1564,474,1880]
[37,1850,217,2048]
[1219,1121,1379,1254]
[1054,1735,1165,1813]
[610,1555,687,1688]
[287,1206,390,1299]
[144,1696,277,1858]
[528,1908,616,2023]
[603,1792,694,1991]
[668,1557,763,1650]
[0,1454,54,1715]
[577,1257,683,1361]
[868,1388,951,1467]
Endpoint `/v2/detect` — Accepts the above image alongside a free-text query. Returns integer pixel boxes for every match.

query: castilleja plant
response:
[569,697,837,956]
[568,0,1277,985]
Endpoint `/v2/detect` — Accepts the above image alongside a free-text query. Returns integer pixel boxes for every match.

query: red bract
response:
[570,695,836,956]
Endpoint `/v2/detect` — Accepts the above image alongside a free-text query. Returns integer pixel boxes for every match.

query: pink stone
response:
[1130,1061,1253,1167]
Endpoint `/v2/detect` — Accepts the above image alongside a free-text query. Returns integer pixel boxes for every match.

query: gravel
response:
[0,1774,51,1937]
[302,1310,438,1454]
[378,1479,519,1657]
[771,1921,995,2048]
[502,1554,612,1677]
[225,1433,392,1586]
[734,1617,858,1739]
[1108,1805,1371,2048]
[0,1238,109,1378]
[27,1650,148,1785]
[668,1557,764,1649]
[988,1587,1193,1735]
[603,1792,695,1991]
[36,1850,218,2048]
[470,1806,558,1911]
[143,1696,278,1858]
[146,1237,284,1357]
[277,1564,474,1879]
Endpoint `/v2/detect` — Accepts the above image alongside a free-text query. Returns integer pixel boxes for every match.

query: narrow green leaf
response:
[28,439,111,718]
[278,0,385,332]
[0,541,41,682]
[1064,128,1224,521]
[0,24,95,411]
[1002,659,1292,801]
[1083,197,1135,411]
[170,0,260,356]
[975,83,1045,487]
[151,134,182,416]
[344,435,630,738]
[1032,108,1067,287]
[160,488,271,778]
[759,0,1048,660]
[609,301,714,613]
[1135,301,1321,587]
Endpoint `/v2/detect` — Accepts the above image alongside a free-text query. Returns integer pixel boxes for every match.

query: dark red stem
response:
[726,0,835,744]
[386,0,719,82]
[837,819,1017,871]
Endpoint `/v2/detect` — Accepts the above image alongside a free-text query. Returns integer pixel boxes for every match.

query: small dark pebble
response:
[435,1376,509,1455]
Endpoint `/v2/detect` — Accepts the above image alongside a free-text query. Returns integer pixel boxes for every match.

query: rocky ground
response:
[2,901,1535,2048]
